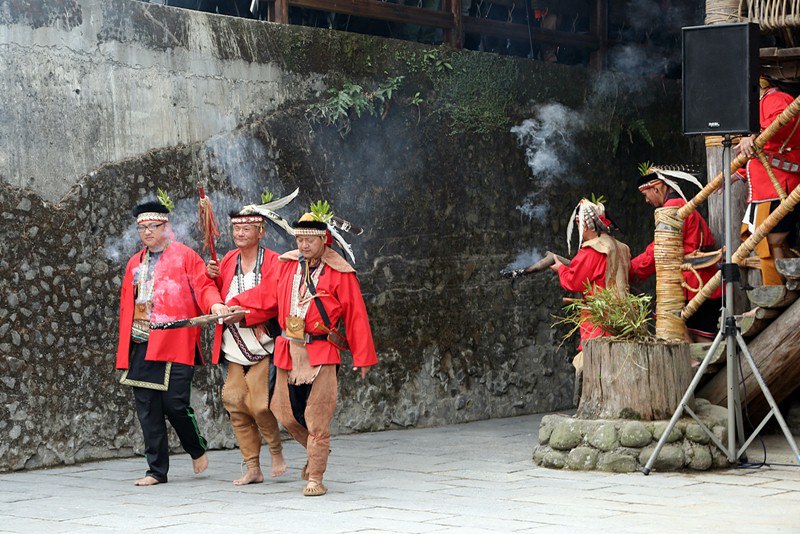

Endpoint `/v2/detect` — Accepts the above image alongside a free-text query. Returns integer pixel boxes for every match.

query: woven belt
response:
[769,155,800,174]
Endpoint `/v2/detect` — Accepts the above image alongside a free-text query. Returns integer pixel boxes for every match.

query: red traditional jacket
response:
[115,241,224,369]
[630,197,722,301]
[558,234,630,349]
[209,247,280,364]
[738,88,800,202]
[229,248,378,370]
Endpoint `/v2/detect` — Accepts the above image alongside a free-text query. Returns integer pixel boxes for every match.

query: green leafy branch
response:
[156,188,174,211]
[306,76,405,137]
[552,284,654,344]
[611,118,654,156]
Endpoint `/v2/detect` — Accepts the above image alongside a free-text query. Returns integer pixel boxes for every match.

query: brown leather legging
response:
[271,365,338,485]
[222,358,282,469]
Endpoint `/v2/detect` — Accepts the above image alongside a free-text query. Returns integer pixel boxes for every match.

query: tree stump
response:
[578,338,694,421]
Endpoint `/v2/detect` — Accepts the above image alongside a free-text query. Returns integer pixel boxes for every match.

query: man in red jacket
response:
[548,197,630,404]
[630,165,722,341]
[206,210,287,485]
[116,200,228,486]
[736,76,800,286]
[227,210,377,497]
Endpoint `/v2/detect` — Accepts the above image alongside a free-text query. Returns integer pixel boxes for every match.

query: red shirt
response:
[115,241,224,369]
[557,246,609,349]
[738,88,800,202]
[209,247,280,364]
[229,251,378,370]
[630,197,722,301]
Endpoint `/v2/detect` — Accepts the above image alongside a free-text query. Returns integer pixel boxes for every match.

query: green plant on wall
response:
[434,54,515,135]
[306,76,405,137]
[396,48,513,135]
[610,118,654,156]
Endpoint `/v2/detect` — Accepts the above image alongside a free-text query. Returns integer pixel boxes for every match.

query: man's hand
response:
[211,303,231,316]
[736,134,757,159]
[207,260,220,278]
[354,366,371,379]
[223,305,247,324]
[549,257,563,273]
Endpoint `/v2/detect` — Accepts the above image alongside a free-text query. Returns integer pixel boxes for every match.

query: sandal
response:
[303,482,327,497]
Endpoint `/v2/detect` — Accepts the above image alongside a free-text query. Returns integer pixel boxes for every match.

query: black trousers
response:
[130,343,207,482]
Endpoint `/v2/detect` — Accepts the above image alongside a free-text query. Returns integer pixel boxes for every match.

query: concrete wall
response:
[0,0,694,471]
[0,0,322,199]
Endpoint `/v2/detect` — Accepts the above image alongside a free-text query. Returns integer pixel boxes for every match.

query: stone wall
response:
[0,0,694,471]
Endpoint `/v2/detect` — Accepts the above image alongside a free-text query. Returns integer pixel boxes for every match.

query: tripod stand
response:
[642,134,800,475]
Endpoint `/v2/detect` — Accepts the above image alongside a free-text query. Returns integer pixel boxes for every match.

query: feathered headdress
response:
[239,187,300,236]
[637,162,703,201]
[294,201,357,264]
[565,195,613,254]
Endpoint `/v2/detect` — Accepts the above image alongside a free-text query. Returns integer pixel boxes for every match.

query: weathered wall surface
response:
[0,0,695,471]
[0,0,321,199]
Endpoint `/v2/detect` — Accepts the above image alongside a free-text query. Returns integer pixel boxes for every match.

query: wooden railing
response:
[264,0,610,68]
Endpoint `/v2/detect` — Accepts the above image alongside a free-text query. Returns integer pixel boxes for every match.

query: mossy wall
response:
[0,0,696,471]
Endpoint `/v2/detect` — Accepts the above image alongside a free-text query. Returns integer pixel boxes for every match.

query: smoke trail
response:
[503,248,543,272]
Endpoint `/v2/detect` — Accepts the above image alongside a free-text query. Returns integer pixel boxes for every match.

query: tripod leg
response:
[642,329,726,475]
[735,333,800,463]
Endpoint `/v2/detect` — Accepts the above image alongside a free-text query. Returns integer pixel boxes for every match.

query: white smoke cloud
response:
[511,103,585,185]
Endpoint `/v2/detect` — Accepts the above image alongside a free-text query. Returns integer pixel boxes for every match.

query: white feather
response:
[566,202,579,254]
[328,224,355,264]
[654,168,703,190]
[657,175,688,201]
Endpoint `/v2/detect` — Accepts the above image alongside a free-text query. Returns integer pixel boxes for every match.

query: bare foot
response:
[134,476,161,486]
[233,467,264,486]
[193,453,209,474]
[271,453,287,478]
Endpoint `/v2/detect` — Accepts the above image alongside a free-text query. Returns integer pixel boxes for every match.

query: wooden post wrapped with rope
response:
[681,183,800,321]
[654,207,686,340]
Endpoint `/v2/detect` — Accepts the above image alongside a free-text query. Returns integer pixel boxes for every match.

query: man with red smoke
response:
[116,197,229,486]
[226,203,377,497]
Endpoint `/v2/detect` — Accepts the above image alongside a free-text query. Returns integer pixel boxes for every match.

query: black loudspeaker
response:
[682,23,760,135]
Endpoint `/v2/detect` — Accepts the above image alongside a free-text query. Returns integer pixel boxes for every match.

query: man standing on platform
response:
[736,75,800,286]
[116,196,229,486]
[206,208,287,485]
[548,197,630,404]
[226,203,377,497]
[630,164,722,342]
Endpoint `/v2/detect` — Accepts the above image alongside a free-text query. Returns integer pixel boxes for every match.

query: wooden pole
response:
[654,207,686,340]
[444,0,463,48]
[589,0,608,71]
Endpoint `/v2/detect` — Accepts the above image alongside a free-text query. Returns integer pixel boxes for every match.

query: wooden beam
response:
[776,258,800,280]
[290,0,455,28]
[444,0,463,49]
[589,0,608,70]
[746,285,799,309]
[462,16,600,49]
[698,298,800,420]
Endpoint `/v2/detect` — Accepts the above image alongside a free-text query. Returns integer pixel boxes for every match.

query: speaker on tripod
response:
[682,23,760,136]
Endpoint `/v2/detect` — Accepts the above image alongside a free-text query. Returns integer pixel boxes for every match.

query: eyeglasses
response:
[136,223,166,233]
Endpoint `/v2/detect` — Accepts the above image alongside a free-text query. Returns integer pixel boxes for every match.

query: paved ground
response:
[1,414,799,533]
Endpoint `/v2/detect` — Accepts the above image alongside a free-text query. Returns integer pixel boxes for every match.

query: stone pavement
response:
[1,413,799,533]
